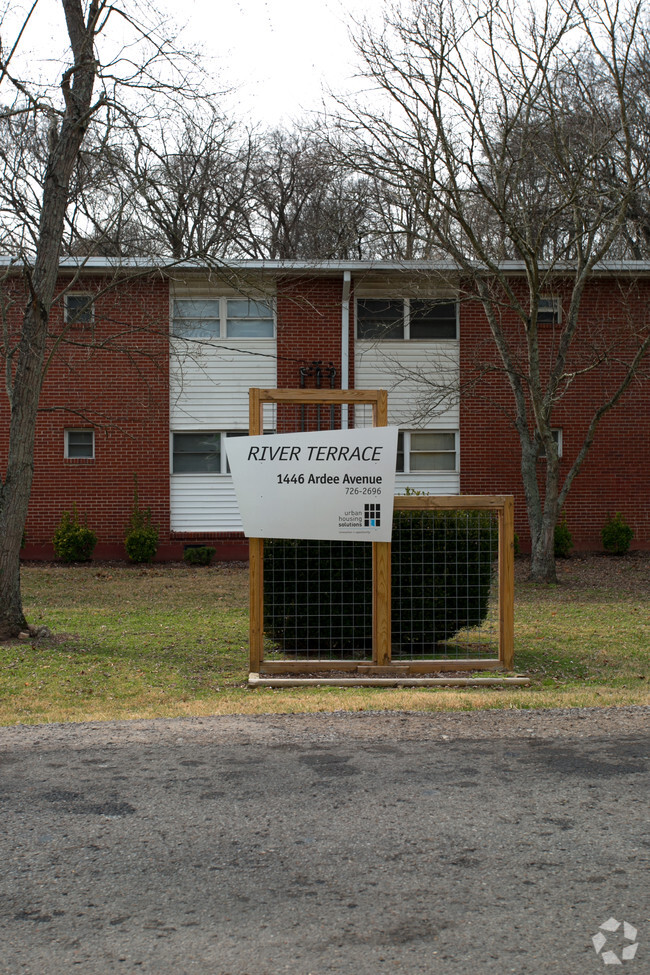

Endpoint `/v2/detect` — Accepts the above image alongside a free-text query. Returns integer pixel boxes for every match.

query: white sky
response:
[176,0,380,125]
[3,0,382,126]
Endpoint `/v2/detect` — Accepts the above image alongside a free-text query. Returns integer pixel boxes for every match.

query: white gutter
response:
[341,270,351,429]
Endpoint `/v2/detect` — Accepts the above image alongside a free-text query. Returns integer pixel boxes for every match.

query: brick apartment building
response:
[1,257,648,560]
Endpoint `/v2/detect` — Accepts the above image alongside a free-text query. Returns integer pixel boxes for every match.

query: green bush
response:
[264,510,498,654]
[391,509,498,653]
[183,546,216,566]
[52,507,97,562]
[602,512,634,555]
[124,497,159,564]
[554,513,573,558]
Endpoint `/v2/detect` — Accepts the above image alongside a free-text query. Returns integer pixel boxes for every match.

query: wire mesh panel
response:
[260,397,377,661]
[264,538,373,660]
[391,507,500,660]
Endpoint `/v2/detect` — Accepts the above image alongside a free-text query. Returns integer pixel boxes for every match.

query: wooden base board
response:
[248,673,530,688]
[259,659,503,673]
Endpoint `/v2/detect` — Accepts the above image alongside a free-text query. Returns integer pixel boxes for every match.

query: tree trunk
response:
[529,514,558,582]
[0,0,98,636]
[520,437,559,583]
[0,297,49,637]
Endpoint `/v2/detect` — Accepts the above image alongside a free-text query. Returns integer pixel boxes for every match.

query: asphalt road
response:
[0,710,647,974]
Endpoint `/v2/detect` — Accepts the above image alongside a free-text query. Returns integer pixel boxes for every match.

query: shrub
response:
[183,546,216,566]
[601,512,634,555]
[264,510,498,653]
[52,506,97,562]
[554,513,573,558]
[124,486,159,563]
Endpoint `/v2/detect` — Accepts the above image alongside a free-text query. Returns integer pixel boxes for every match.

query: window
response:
[537,297,561,324]
[356,298,457,340]
[172,298,274,339]
[64,294,93,326]
[397,431,457,473]
[538,429,563,459]
[409,300,458,339]
[65,429,95,459]
[357,299,404,339]
[172,431,248,474]
[226,299,274,338]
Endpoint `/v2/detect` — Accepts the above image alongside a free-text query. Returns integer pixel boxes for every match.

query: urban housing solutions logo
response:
[592,918,639,965]
[364,503,381,528]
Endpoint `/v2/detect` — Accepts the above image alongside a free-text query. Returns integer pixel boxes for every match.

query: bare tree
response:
[112,108,257,260]
[340,0,650,580]
[248,126,376,259]
[0,0,209,637]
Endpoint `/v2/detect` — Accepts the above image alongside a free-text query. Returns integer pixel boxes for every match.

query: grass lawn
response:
[0,554,647,725]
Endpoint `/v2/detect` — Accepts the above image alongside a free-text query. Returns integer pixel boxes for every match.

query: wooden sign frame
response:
[247,388,514,675]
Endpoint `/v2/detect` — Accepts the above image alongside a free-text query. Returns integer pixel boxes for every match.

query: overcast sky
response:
[4,0,382,126]
[177,0,380,125]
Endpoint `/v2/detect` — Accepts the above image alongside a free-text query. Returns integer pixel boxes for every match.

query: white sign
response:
[226,426,399,541]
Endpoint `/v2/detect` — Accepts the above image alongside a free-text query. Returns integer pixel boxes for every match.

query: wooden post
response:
[372,389,390,665]
[248,389,264,673]
[249,537,264,673]
[499,496,515,670]
[373,541,391,666]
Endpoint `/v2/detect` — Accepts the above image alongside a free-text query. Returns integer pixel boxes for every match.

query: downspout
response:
[341,271,351,429]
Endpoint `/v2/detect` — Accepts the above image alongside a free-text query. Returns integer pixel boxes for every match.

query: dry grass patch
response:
[0,553,647,724]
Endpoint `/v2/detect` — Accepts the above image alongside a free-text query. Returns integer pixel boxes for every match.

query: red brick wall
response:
[459,277,650,550]
[3,266,647,560]
[275,274,353,431]
[1,270,173,559]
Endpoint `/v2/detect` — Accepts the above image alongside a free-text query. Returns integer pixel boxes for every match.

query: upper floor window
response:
[172,298,274,339]
[397,430,458,472]
[356,298,457,340]
[65,429,95,459]
[64,294,94,326]
[537,297,561,325]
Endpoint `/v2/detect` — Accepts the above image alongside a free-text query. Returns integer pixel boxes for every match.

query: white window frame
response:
[397,430,459,473]
[171,430,251,475]
[356,297,458,341]
[64,293,94,326]
[64,429,95,459]
[172,297,275,340]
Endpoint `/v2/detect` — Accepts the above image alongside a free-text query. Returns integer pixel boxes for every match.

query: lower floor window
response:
[65,429,95,459]
[397,430,457,472]
[172,431,248,474]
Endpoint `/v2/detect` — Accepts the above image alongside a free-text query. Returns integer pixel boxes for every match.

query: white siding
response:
[170,341,276,531]
[170,339,276,429]
[355,340,459,427]
[394,472,459,495]
[170,475,243,532]
[170,273,278,531]
[356,340,460,494]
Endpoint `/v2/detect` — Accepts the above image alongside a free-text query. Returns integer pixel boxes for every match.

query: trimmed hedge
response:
[52,507,97,563]
[264,510,498,654]
[601,512,634,555]
[264,538,373,653]
[183,546,216,566]
[392,508,497,652]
